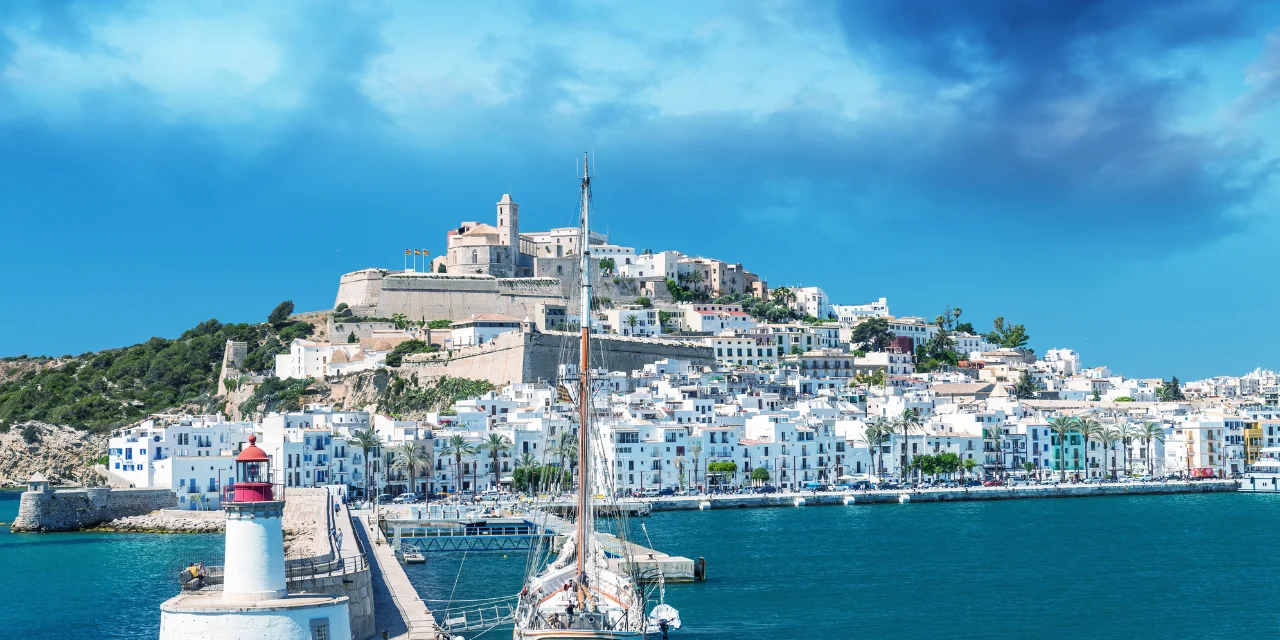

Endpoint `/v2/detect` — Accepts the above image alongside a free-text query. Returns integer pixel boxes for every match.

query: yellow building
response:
[1245,420,1266,466]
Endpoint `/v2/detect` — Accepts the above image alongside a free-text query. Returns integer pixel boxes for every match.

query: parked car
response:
[375,493,394,504]
[640,488,661,498]
[982,480,1001,487]
[754,485,778,494]
[657,487,676,497]
[802,481,829,492]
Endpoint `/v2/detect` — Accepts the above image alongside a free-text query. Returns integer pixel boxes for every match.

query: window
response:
[309,619,331,640]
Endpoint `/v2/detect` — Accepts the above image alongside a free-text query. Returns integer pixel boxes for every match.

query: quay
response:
[645,479,1240,510]
[353,510,441,640]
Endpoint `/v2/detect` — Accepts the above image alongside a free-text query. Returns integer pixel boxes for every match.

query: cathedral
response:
[440,194,608,278]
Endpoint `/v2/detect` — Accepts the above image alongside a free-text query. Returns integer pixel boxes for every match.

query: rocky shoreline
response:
[91,512,225,534]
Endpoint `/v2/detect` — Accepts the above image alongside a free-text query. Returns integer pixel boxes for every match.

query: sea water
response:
[406,492,1280,639]
[0,490,222,639]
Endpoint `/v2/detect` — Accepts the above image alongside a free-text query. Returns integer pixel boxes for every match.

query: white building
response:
[274,340,383,380]
[604,308,662,337]
[449,313,526,347]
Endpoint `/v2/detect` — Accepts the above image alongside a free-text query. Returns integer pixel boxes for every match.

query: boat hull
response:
[514,630,644,640]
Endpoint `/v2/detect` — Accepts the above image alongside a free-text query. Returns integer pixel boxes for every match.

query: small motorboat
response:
[402,551,426,564]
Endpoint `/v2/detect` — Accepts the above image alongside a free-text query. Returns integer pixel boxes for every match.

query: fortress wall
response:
[377,274,567,322]
[335,269,386,313]
[403,330,714,386]
[12,487,177,532]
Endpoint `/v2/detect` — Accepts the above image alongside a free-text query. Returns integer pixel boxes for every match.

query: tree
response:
[962,457,979,481]
[634,297,652,308]
[690,443,703,489]
[556,431,579,492]
[751,467,771,483]
[514,453,541,494]
[986,316,1030,350]
[1157,377,1185,401]
[984,426,1005,479]
[392,442,431,495]
[598,257,617,275]
[391,313,409,330]
[438,434,477,493]
[624,314,640,335]
[350,428,381,499]
[347,331,358,344]
[864,419,891,484]
[1113,421,1137,476]
[335,302,350,313]
[267,300,294,326]
[1013,371,1037,399]
[436,263,447,273]
[478,433,512,490]
[1047,416,1078,482]
[1139,422,1165,477]
[897,409,922,482]
[674,455,688,489]
[1076,416,1103,481]
[1100,426,1120,480]
[850,317,895,352]
[1022,460,1036,478]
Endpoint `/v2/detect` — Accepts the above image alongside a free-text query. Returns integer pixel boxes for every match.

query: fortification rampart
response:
[12,486,177,532]
[334,268,388,313]
[404,329,714,385]
[375,272,566,321]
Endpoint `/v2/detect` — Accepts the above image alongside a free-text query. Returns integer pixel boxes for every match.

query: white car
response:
[640,488,661,498]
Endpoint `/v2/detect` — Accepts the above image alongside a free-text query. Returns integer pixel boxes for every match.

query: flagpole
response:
[403,249,407,272]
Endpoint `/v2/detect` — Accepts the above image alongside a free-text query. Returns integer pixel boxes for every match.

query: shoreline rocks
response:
[93,512,225,534]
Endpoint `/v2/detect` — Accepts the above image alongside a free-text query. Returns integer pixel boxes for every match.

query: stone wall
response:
[11,486,177,532]
[335,269,388,314]
[404,328,715,385]
[293,562,374,640]
[374,272,566,321]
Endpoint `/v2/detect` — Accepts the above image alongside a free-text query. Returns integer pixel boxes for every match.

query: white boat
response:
[1240,447,1280,492]
[512,155,680,640]
[402,551,426,564]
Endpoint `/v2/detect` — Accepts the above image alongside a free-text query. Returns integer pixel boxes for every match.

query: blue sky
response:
[1,0,1278,380]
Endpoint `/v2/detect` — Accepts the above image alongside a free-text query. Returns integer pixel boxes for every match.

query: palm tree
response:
[392,442,430,496]
[1075,416,1103,481]
[962,457,979,482]
[1099,426,1120,480]
[1139,422,1165,477]
[555,431,579,492]
[438,434,476,494]
[1047,416,1078,482]
[897,409,922,483]
[1115,422,1138,477]
[516,452,540,494]
[864,419,891,485]
[478,433,513,490]
[350,428,381,499]
[690,443,703,490]
[674,455,688,489]
[624,314,639,335]
[984,426,1005,480]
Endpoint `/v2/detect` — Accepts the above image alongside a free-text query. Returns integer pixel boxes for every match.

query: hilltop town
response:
[86,193,1280,504]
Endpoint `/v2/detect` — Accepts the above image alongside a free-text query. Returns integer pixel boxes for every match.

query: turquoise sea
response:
[408,492,1280,640]
[4,490,1279,639]
[0,490,222,639]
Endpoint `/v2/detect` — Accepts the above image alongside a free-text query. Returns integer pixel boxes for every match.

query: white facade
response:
[604,308,662,337]
[832,298,890,323]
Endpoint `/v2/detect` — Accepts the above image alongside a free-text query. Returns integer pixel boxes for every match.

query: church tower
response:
[496,194,519,276]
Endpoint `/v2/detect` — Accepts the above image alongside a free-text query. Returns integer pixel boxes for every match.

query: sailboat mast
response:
[576,152,592,589]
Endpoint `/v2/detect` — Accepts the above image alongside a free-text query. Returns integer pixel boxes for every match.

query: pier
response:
[645,479,1241,510]
[354,510,441,640]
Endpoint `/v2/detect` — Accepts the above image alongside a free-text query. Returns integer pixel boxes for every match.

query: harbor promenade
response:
[353,510,440,640]
[644,479,1239,510]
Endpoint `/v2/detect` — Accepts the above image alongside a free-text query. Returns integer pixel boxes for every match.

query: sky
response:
[1,0,1278,380]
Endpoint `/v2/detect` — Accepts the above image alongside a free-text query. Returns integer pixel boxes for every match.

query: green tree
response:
[268,300,294,326]
[392,442,431,495]
[1047,416,1078,482]
[850,317,895,352]
[350,428,381,498]
[478,433,512,490]
[1139,422,1165,477]
[1013,370,1037,399]
[962,457,979,482]
[598,257,617,275]
[1076,416,1103,481]
[514,453,541,493]
[1021,460,1036,479]
[436,263,447,273]
[556,431,579,492]
[634,297,651,308]
[897,409,922,482]
[1100,426,1120,480]
[624,314,640,335]
[1156,377,1185,401]
[986,316,1030,350]
[1115,421,1138,476]
[751,466,771,483]
[984,425,1005,479]
[383,340,440,367]
[674,456,688,489]
[347,331,358,344]
[438,434,477,493]
[864,419,892,484]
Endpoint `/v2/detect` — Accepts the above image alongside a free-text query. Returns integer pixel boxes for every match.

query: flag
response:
[404,248,411,255]
[557,385,573,403]
[414,249,422,256]
[422,249,430,256]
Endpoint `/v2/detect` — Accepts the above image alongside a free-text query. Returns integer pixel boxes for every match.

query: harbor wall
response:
[404,329,716,385]
[293,566,374,640]
[11,486,176,532]
[649,480,1240,510]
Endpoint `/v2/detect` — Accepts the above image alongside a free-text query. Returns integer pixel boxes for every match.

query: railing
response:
[179,553,370,592]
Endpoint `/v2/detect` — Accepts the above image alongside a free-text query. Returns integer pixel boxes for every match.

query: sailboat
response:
[512,155,681,640]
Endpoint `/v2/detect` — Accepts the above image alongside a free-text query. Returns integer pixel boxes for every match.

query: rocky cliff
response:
[0,422,105,487]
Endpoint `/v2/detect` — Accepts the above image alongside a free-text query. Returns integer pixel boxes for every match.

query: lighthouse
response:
[222,435,287,601]
[159,435,352,640]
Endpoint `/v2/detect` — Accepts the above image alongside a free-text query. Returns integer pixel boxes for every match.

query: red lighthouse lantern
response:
[230,435,275,503]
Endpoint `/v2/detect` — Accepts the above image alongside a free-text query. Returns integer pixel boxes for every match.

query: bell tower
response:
[497,194,519,276]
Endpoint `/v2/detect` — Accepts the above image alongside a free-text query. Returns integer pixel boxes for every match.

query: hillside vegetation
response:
[0,315,305,434]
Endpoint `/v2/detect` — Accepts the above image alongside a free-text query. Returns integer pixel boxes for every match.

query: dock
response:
[536,512,699,582]
[353,510,441,640]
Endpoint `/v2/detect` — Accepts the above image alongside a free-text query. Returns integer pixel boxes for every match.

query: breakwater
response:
[11,482,176,532]
[648,480,1239,510]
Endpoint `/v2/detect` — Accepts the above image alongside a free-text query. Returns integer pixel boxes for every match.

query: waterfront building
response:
[107,414,252,490]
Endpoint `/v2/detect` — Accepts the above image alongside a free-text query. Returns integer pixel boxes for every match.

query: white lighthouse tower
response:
[159,436,352,640]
